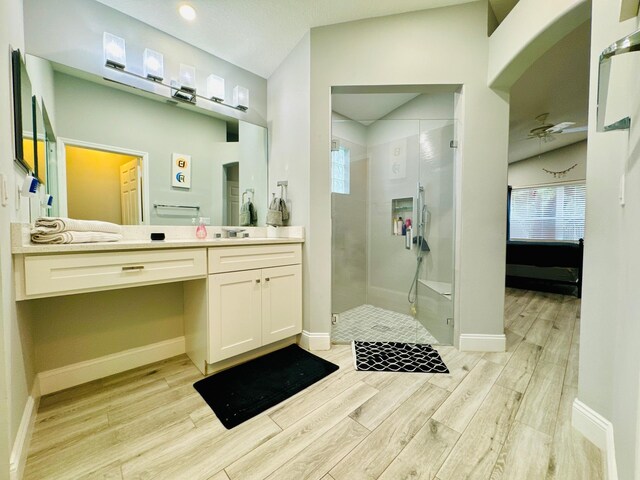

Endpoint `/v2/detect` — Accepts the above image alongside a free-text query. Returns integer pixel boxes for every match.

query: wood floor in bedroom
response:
[24,288,604,480]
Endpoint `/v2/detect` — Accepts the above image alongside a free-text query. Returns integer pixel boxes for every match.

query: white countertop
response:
[11,223,304,254]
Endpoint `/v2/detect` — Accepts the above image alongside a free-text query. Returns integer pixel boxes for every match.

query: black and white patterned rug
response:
[352,341,449,373]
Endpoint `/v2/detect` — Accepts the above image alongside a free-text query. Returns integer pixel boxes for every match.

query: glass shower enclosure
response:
[331,98,456,346]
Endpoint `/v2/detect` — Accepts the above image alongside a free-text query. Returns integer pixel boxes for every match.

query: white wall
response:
[579,2,640,478]
[0,0,37,475]
[488,0,590,88]
[305,1,510,344]
[508,140,586,187]
[23,0,267,127]
[267,33,311,331]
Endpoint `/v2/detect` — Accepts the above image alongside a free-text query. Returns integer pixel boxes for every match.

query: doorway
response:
[57,140,150,225]
[330,91,457,346]
[223,162,240,226]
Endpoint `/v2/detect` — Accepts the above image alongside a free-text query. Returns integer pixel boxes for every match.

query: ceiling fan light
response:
[546,122,575,134]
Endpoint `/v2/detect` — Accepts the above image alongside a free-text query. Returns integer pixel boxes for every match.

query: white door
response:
[208,269,262,363]
[262,264,302,344]
[120,158,141,225]
[227,181,240,226]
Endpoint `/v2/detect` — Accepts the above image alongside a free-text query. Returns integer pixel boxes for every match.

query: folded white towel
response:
[30,231,123,244]
[33,217,122,234]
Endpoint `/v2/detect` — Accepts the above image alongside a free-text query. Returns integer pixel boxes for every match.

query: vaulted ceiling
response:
[96,0,480,78]
[96,0,586,164]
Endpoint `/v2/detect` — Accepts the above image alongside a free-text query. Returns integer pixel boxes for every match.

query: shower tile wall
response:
[419,123,455,287]
[331,137,368,314]
[366,124,421,314]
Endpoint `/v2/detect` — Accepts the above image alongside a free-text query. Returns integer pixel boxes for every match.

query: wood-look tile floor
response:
[24,289,604,480]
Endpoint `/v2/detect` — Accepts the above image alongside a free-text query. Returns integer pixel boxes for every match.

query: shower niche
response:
[391,197,413,235]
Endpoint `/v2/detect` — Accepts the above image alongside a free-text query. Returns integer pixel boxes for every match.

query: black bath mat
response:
[352,341,449,373]
[193,344,339,429]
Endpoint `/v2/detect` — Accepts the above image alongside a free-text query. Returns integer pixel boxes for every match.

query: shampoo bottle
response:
[196,217,207,239]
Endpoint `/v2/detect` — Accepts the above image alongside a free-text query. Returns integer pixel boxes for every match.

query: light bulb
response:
[179,4,197,21]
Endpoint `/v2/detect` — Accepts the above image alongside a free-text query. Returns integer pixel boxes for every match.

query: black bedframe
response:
[505,239,584,297]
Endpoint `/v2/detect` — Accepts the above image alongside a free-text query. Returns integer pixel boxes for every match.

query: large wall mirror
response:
[23,53,268,227]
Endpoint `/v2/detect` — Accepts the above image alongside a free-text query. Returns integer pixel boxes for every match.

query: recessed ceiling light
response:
[179,4,197,21]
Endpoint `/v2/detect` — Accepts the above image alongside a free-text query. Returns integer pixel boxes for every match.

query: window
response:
[509,183,586,241]
[331,147,350,194]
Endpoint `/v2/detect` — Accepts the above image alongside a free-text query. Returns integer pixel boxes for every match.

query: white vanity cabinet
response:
[186,243,303,374]
[14,248,207,300]
[208,263,302,363]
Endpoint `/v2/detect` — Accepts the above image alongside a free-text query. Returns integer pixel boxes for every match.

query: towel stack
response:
[31,217,123,244]
[266,197,289,227]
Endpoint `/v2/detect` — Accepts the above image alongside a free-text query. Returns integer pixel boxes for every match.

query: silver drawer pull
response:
[122,265,145,272]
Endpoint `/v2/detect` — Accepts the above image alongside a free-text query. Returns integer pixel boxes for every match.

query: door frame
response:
[56,137,150,224]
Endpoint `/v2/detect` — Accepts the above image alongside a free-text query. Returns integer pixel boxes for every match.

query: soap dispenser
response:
[196,217,207,239]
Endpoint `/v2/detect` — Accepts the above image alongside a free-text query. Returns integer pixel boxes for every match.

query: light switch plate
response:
[0,174,7,207]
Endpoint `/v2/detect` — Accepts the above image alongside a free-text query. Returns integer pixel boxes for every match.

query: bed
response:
[505,239,584,297]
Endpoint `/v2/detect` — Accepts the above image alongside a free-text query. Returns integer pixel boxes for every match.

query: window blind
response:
[331,147,350,194]
[509,183,585,241]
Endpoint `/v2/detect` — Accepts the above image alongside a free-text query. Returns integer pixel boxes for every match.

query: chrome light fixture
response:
[143,48,164,81]
[206,74,225,102]
[233,85,249,111]
[103,32,126,69]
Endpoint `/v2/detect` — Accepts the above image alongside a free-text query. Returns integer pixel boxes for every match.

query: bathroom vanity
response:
[12,224,304,383]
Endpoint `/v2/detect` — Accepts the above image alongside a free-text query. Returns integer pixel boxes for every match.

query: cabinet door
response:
[208,269,262,363]
[262,264,302,345]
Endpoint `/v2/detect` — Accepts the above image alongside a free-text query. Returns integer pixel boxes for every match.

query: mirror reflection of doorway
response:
[65,145,144,225]
[224,162,240,226]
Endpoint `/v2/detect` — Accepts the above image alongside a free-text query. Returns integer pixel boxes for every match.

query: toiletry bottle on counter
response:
[401,220,407,236]
[196,217,207,239]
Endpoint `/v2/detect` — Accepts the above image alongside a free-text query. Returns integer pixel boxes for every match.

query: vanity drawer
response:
[208,244,301,273]
[22,248,207,297]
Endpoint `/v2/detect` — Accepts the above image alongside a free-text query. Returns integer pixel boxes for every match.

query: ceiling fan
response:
[527,113,588,142]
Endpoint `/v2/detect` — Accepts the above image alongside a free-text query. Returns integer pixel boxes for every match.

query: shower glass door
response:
[331,106,456,346]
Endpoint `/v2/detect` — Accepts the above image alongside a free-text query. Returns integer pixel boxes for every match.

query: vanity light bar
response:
[102,32,249,113]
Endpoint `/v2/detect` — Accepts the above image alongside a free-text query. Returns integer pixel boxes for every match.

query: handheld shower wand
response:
[408,183,428,312]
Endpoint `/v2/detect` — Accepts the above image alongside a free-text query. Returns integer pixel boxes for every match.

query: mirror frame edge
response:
[11,48,28,173]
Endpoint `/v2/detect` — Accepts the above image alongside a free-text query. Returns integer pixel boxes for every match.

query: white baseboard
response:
[458,333,506,352]
[37,336,186,396]
[10,382,40,480]
[299,330,331,351]
[572,398,617,480]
